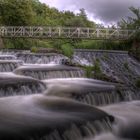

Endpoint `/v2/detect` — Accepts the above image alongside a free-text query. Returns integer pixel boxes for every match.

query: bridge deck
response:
[0,26,136,40]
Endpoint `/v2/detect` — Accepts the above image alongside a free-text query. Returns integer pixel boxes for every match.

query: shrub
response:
[84,66,94,78]
[61,43,74,58]
[31,47,38,53]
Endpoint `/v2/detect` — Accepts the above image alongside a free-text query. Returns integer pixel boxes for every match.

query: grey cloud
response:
[42,0,140,24]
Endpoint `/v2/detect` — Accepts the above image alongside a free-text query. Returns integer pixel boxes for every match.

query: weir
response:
[0,73,46,96]
[0,94,113,140]
[0,50,139,140]
[0,55,17,60]
[74,50,140,85]
[44,78,140,106]
[14,64,85,80]
[0,60,23,72]
[16,53,66,64]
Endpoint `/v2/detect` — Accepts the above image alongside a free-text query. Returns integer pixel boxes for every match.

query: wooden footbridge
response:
[0,26,137,40]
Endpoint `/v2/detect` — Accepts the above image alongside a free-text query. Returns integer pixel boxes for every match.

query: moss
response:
[31,47,38,53]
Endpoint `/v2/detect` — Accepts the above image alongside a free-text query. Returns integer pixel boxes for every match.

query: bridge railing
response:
[0,26,136,40]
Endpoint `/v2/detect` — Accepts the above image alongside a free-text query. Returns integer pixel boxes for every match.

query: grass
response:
[60,43,74,58]
[84,59,102,78]
[84,66,94,78]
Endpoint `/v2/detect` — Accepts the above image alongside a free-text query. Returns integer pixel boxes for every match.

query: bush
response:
[83,59,102,78]
[31,47,38,53]
[94,59,101,75]
[75,40,131,50]
[84,66,94,78]
[61,43,74,58]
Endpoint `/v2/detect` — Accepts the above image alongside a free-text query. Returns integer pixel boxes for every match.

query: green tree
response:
[0,0,34,25]
[118,7,140,29]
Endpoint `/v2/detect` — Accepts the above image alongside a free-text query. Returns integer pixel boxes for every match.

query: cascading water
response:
[0,55,17,60]
[43,78,140,106]
[74,50,140,102]
[0,49,139,140]
[14,64,85,80]
[74,49,140,86]
[0,73,46,96]
[16,52,67,64]
[0,60,23,72]
[0,94,114,140]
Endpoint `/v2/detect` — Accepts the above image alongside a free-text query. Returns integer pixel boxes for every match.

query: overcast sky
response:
[39,0,140,25]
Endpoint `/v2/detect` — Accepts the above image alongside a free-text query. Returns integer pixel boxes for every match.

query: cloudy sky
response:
[39,0,140,25]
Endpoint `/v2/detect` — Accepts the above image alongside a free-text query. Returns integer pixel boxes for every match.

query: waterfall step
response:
[0,55,17,60]
[0,60,23,72]
[16,52,66,64]
[0,73,46,96]
[14,64,85,80]
[0,94,113,139]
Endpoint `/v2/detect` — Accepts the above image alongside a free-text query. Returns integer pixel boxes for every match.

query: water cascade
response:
[0,60,23,72]
[0,55,17,60]
[74,50,140,104]
[74,50,140,86]
[14,64,85,80]
[0,73,46,96]
[43,78,140,106]
[0,49,139,140]
[99,100,140,140]
[16,53,67,64]
[0,94,113,140]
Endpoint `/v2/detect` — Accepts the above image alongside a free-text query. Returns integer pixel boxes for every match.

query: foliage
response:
[31,47,38,53]
[94,59,102,78]
[118,7,140,29]
[0,0,97,49]
[61,43,74,58]
[0,1,138,51]
[84,59,102,78]
[118,7,140,60]
[118,7,140,40]
[84,66,94,78]
[0,0,34,25]
[75,40,131,50]
[3,38,33,49]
